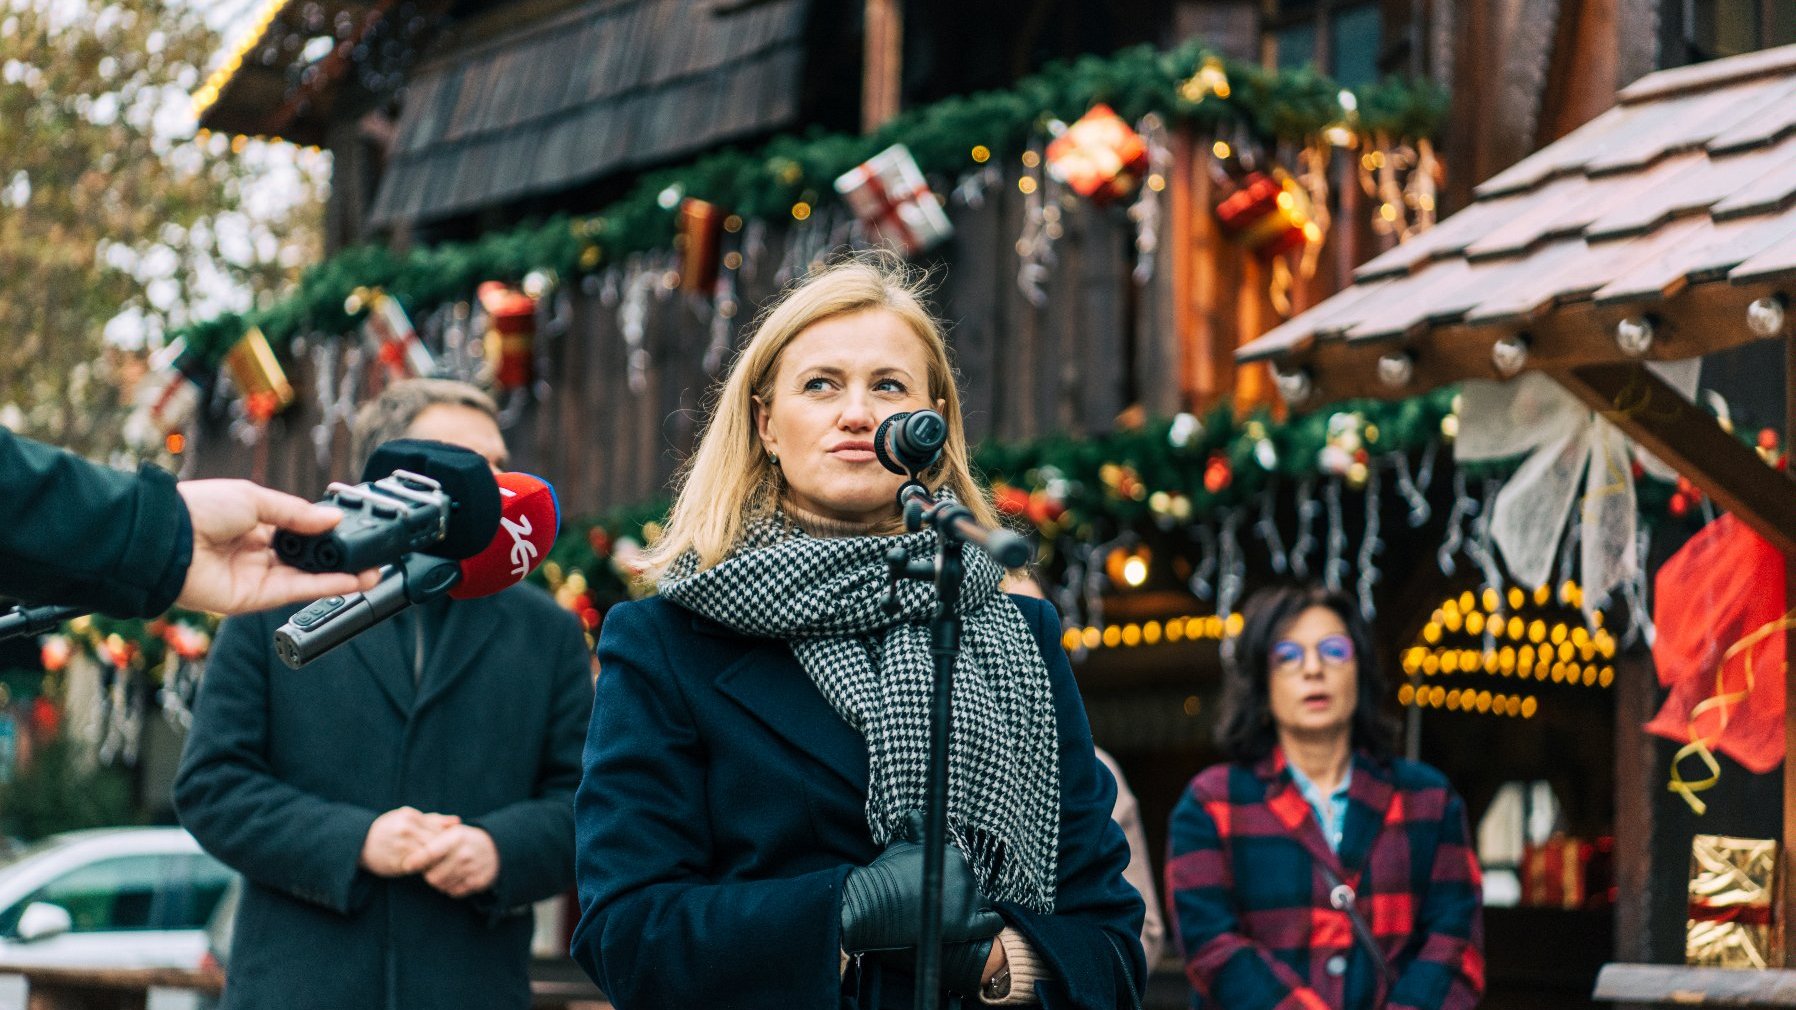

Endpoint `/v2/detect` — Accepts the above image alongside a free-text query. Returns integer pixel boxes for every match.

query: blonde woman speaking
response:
[571,255,1144,1009]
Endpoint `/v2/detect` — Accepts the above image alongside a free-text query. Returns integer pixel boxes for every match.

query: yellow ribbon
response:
[1600,368,1681,426]
[1578,431,1632,528]
[1669,611,1796,814]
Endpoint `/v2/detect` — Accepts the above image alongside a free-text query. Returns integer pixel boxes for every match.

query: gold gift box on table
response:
[1687,834,1778,969]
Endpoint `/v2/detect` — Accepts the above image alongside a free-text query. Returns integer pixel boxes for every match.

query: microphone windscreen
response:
[450,471,560,599]
[361,439,502,560]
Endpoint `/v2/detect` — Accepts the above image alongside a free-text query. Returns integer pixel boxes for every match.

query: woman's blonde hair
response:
[644,252,997,575]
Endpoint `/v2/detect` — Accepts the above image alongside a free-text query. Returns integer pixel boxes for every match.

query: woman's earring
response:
[768,451,780,466]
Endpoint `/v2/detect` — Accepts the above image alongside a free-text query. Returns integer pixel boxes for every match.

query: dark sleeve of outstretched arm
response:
[0,429,192,618]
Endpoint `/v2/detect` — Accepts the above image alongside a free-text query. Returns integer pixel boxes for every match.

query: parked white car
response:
[0,827,235,971]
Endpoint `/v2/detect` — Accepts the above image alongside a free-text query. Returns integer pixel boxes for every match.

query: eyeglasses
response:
[1269,634,1355,674]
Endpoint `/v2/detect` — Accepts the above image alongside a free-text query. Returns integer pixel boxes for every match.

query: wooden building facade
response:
[184,1,1796,1006]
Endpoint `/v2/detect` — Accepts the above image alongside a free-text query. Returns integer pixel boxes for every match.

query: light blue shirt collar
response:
[1287,759,1353,853]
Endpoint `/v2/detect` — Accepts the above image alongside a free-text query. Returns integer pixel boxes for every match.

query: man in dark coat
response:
[174,380,593,1010]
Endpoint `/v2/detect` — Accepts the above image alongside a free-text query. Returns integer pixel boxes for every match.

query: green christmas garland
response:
[62,388,1772,664]
[171,40,1447,365]
[533,385,1768,622]
[538,390,1462,608]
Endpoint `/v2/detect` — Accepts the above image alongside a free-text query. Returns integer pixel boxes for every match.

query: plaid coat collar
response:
[1252,747,1397,886]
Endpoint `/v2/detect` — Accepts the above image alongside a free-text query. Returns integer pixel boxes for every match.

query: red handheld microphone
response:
[451,471,559,599]
[274,472,561,668]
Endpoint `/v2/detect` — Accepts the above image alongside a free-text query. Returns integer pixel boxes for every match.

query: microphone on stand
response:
[874,410,949,475]
[874,411,1031,569]
[272,472,559,669]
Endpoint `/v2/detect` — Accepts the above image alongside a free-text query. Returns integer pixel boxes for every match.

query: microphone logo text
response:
[500,515,537,578]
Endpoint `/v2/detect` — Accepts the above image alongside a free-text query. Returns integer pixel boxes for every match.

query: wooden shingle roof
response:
[194,0,426,148]
[1237,44,1796,405]
[367,0,810,226]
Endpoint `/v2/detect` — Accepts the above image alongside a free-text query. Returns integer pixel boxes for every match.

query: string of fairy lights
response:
[1059,613,1245,654]
[1399,581,1617,720]
[1057,580,1614,723]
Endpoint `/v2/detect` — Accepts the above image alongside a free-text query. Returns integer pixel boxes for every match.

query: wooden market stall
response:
[1235,42,1796,1003]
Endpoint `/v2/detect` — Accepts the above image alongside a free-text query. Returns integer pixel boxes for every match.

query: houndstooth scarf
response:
[659,501,1060,913]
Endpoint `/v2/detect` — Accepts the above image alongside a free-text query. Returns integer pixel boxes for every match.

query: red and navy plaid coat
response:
[1165,749,1484,1010]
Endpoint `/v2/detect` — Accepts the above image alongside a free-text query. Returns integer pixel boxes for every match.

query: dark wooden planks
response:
[370,0,813,228]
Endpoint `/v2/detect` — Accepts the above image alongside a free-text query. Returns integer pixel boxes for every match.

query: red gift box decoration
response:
[1521,834,1591,910]
[834,143,953,256]
[123,338,209,450]
[1046,103,1148,202]
[1215,171,1314,258]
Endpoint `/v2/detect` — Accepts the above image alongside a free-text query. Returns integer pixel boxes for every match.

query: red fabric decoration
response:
[1646,514,1787,774]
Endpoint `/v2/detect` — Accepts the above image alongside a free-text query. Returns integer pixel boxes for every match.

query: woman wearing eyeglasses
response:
[1164,585,1484,1010]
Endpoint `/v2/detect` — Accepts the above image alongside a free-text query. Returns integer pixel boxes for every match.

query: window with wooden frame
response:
[1263,0,1382,88]
[1665,0,1796,64]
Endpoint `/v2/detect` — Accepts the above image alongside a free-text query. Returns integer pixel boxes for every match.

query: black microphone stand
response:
[882,474,1031,1010]
[0,604,85,643]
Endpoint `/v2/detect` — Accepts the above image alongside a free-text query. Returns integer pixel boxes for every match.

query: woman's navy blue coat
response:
[571,592,1146,1009]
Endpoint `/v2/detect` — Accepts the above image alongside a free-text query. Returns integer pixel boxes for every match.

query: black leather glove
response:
[878,937,997,996]
[840,811,1003,953]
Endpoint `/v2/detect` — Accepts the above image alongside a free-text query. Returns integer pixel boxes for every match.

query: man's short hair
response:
[350,378,500,474]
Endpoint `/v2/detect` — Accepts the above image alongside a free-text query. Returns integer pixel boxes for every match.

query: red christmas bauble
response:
[1024,492,1066,525]
[1203,456,1232,494]
[995,486,1032,516]
[32,697,59,736]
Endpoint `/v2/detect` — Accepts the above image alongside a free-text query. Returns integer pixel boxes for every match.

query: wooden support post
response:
[861,0,901,132]
[1613,649,1656,964]
[1546,363,1796,556]
[1784,333,1796,967]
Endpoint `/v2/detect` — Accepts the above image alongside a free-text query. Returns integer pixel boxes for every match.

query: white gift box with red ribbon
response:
[123,338,208,450]
[363,291,437,379]
[833,144,953,256]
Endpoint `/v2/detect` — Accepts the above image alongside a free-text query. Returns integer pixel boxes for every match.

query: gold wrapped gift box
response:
[1687,834,1777,969]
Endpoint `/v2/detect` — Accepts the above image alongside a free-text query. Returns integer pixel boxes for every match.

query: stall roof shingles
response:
[1240,44,1796,379]
[368,0,809,226]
